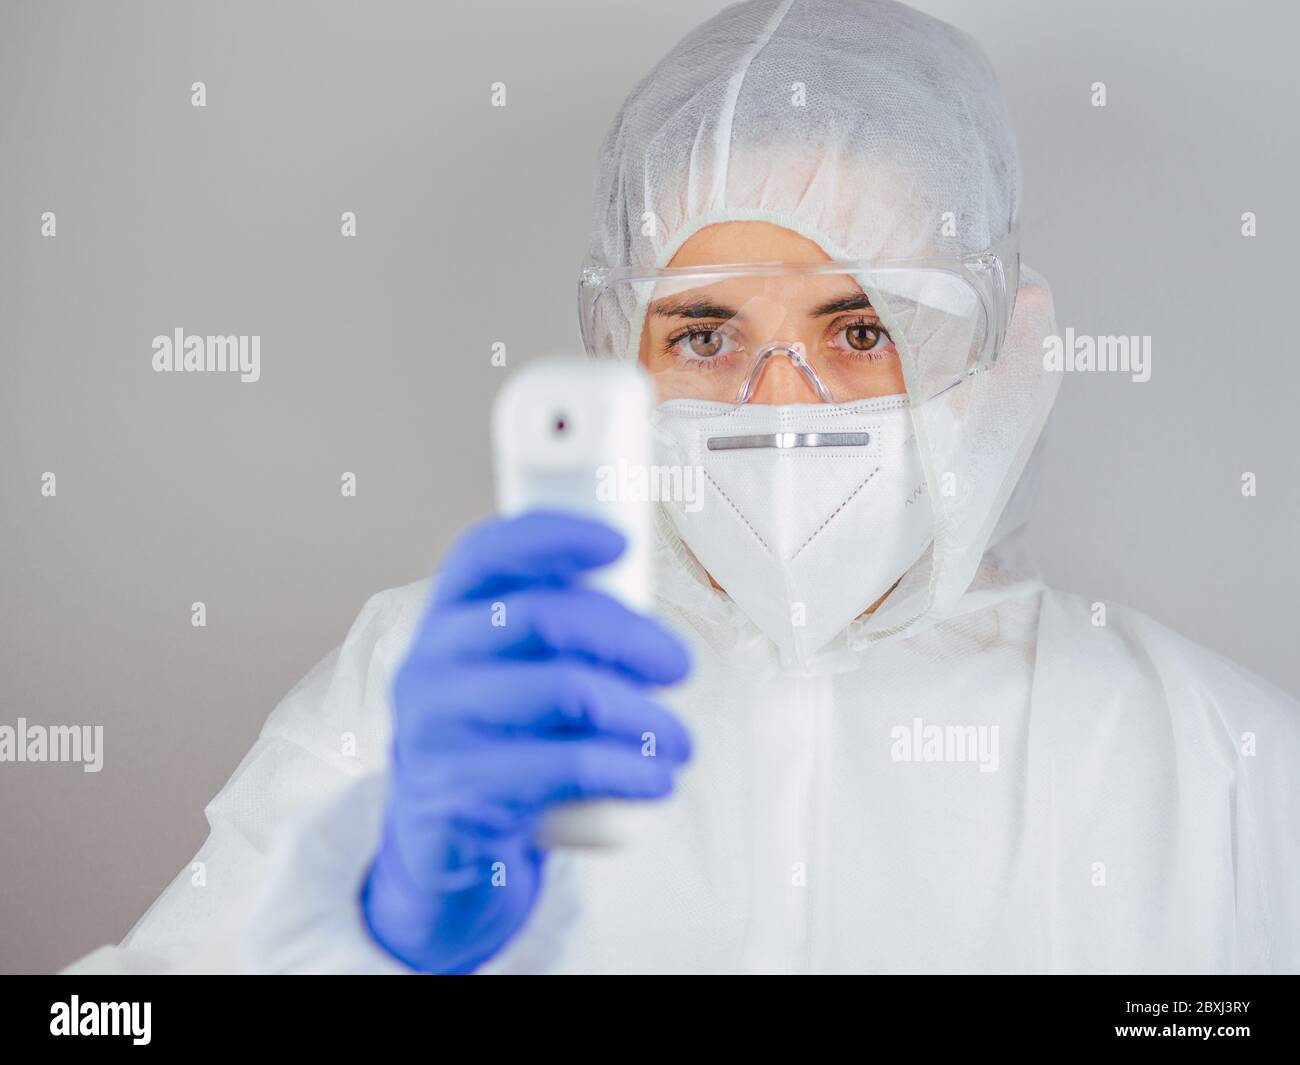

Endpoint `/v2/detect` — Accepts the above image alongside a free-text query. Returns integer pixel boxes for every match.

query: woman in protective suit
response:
[72,0,1300,975]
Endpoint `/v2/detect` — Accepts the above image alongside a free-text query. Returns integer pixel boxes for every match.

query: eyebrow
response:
[649,297,737,320]
[809,292,874,317]
[648,291,874,320]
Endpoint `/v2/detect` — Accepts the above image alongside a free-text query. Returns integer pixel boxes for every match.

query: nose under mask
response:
[651,376,935,670]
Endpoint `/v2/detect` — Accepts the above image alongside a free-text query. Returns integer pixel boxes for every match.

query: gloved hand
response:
[361,511,693,974]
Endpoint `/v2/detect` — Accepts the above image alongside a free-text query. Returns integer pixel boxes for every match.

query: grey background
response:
[1,0,1295,974]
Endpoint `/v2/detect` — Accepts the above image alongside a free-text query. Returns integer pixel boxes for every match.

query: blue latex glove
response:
[361,511,693,974]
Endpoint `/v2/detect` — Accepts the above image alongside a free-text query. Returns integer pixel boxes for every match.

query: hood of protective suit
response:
[585,0,1061,672]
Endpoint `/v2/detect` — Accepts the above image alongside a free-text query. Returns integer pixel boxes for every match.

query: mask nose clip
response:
[735,341,835,404]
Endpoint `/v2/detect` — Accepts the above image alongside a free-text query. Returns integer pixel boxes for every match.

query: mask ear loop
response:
[734,342,836,404]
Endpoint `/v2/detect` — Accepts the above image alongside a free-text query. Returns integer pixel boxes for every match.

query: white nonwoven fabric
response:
[584,0,1021,360]
[70,563,1300,974]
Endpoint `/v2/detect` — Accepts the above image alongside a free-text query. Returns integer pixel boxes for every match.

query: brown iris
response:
[846,322,884,351]
[687,329,725,357]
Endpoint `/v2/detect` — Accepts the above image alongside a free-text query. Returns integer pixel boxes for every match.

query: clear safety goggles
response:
[578,234,1019,405]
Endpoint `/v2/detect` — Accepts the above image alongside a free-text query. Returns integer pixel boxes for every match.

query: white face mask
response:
[652,394,934,669]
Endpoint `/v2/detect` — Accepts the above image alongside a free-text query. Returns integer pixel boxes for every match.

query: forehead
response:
[666,220,833,267]
[647,270,868,319]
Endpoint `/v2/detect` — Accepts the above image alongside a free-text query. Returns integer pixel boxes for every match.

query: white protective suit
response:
[71,0,1300,974]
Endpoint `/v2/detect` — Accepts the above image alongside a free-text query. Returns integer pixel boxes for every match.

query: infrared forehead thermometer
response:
[491,357,663,847]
